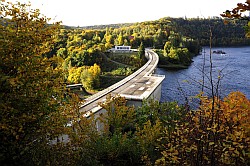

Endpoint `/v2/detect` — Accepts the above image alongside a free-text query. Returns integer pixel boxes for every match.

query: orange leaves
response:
[157,91,250,165]
[221,91,250,133]
[221,1,250,19]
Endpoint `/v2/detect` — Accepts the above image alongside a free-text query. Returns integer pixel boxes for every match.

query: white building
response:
[115,45,131,51]
[108,45,133,52]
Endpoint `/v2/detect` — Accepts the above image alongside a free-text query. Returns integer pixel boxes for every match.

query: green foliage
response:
[168,47,180,60]
[136,99,187,163]
[158,46,193,67]
[108,52,142,68]
[109,67,134,76]
[47,17,204,90]
[163,41,172,56]
[87,96,186,165]
[99,75,125,89]
[51,17,249,86]
[79,132,142,166]
[99,95,136,134]
[66,59,102,90]
[168,17,250,46]
[138,42,147,65]
[80,63,101,90]
[52,17,201,71]
[57,47,68,59]
[247,21,250,38]
[138,42,145,58]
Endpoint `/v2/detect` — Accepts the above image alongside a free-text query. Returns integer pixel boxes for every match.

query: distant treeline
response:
[54,17,201,69]
[50,17,250,89]
[168,17,250,46]
[78,17,250,47]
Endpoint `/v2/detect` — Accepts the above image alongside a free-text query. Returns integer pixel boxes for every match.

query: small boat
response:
[213,50,226,54]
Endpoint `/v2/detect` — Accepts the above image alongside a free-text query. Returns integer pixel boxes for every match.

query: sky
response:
[6,0,247,26]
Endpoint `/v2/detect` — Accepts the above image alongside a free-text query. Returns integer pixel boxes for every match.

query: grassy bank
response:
[100,75,126,90]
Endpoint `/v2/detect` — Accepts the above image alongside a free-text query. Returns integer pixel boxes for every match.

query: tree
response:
[93,32,101,42]
[117,32,124,45]
[123,39,129,46]
[167,47,179,61]
[88,63,101,89]
[0,2,81,164]
[156,92,250,166]
[221,0,250,38]
[57,47,68,59]
[80,63,101,90]
[138,42,146,65]
[67,66,87,83]
[163,41,172,56]
[221,0,250,20]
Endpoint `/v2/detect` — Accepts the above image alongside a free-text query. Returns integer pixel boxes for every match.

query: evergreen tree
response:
[138,42,145,60]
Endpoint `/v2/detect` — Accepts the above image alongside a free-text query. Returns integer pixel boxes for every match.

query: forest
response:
[49,15,203,91]
[82,17,250,46]
[52,16,250,90]
[54,17,250,88]
[0,1,250,165]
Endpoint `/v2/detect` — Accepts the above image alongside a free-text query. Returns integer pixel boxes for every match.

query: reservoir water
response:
[156,46,250,107]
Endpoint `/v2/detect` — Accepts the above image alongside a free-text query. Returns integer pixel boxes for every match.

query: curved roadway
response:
[80,49,161,116]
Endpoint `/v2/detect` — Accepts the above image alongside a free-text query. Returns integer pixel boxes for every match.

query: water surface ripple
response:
[156,46,250,107]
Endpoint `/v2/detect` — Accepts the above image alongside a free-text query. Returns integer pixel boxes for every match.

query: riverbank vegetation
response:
[1,1,250,165]
[49,18,202,91]
[37,5,250,92]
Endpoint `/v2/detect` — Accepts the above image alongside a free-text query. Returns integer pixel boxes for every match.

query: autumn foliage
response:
[1,1,250,166]
[0,1,82,165]
[156,92,250,165]
[221,0,250,19]
[221,0,250,38]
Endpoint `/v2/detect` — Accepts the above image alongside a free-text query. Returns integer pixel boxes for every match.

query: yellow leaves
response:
[99,95,136,134]
[157,91,250,165]
[158,143,181,164]
[0,1,93,164]
[209,142,215,146]
[79,63,101,90]
[8,77,17,86]
[67,64,101,86]
[155,157,166,165]
[88,63,101,77]
[135,119,162,147]
[68,67,85,83]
